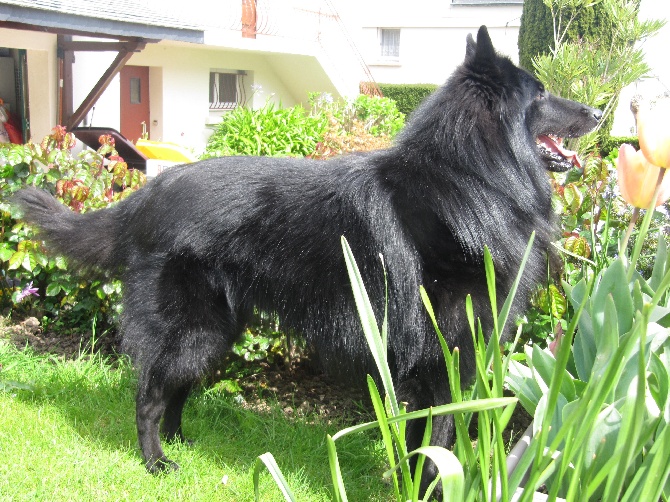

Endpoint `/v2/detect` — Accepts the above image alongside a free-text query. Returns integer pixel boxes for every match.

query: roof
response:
[0,0,204,42]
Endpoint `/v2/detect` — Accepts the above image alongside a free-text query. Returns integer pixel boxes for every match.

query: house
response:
[338,0,670,137]
[338,0,524,84]
[0,0,372,154]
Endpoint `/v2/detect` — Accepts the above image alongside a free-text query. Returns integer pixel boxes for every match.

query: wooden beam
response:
[59,40,147,53]
[58,34,74,125]
[65,42,143,130]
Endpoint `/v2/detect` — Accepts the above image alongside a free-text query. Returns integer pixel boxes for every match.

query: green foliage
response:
[519,0,620,71]
[202,94,405,161]
[202,101,327,159]
[256,236,531,501]
[599,135,639,157]
[376,83,438,117]
[308,93,403,159]
[529,0,664,150]
[231,311,287,364]
[507,226,670,499]
[311,92,405,138]
[0,127,146,329]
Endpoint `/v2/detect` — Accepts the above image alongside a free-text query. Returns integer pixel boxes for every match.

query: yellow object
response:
[136,139,197,163]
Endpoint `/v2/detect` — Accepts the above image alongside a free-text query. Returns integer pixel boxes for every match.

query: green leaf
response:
[45,282,62,297]
[592,259,633,339]
[341,236,398,416]
[0,243,14,262]
[391,446,464,502]
[253,452,297,502]
[7,250,26,271]
[326,435,349,502]
[620,422,670,502]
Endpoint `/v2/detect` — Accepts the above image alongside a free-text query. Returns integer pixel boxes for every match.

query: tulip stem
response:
[624,168,667,281]
[620,208,640,258]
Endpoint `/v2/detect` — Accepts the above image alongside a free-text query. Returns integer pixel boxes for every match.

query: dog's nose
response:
[593,108,603,122]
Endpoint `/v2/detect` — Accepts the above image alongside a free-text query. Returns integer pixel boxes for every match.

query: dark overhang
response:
[0,3,204,43]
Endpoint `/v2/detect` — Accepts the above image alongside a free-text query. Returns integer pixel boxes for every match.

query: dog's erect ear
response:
[472,25,496,64]
[465,33,476,58]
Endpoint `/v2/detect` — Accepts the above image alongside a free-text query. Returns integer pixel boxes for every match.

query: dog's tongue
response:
[538,135,582,169]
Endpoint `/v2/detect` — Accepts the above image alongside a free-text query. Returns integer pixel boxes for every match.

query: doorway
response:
[120,65,149,143]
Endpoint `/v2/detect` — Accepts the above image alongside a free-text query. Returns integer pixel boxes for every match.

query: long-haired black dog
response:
[15,26,600,488]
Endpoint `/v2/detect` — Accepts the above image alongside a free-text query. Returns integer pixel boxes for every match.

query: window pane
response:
[220,74,237,103]
[209,72,238,109]
[380,29,400,58]
[130,77,141,104]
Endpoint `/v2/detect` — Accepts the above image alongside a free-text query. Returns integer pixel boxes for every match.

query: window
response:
[379,28,400,60]
[129,77,141,104]
[209,72,239,110]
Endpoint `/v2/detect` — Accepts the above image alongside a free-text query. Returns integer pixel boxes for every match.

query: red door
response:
[120,66,150,143]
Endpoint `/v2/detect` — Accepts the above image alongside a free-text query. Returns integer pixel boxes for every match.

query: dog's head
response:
[464,26,602,172]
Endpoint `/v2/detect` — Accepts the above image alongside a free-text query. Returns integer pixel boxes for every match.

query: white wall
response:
[336,0,523,85]
[71,40,314,153]
[611,0,670,136]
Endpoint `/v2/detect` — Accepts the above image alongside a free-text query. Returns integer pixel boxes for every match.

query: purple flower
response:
[16,282,39,302]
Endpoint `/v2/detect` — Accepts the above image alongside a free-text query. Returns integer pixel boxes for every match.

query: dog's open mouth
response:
[537,135,581,172]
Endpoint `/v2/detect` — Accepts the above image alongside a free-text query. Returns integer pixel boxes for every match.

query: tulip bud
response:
[616,144,670,208]
[637,99,670,169]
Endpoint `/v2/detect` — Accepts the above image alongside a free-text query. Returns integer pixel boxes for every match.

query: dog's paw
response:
[146,456,179,474]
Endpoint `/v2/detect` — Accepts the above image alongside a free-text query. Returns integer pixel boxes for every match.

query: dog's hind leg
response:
[397,374,454,498]
[125,256,248,474]
[161,384,192,444]
[136,372,182,473]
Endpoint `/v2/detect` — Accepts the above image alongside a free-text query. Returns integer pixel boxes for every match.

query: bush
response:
[599,135,640,157]
[201,101,327,159]
[376,83,438,117]
[0,127,146,330]
[308,93,403,159]
[530,0,664,153]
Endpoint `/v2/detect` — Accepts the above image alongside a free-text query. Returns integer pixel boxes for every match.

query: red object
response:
[3,119,23,144]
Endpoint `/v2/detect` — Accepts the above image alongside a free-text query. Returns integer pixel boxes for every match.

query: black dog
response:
[14,26,600,489]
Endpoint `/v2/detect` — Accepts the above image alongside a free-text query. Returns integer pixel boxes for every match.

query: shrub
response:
[599,135,639,157]
[376,83,438,117]
[201,101,327,159]
[0,126,146,330]
[308,93,403,159]
[530,0,664,152]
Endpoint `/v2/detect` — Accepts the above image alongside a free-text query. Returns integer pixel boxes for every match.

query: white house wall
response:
[338,0,523,85]
[71,40,320,153]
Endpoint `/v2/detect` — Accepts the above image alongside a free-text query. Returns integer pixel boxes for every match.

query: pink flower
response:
[16,281,39,302]
[616,144,670,209]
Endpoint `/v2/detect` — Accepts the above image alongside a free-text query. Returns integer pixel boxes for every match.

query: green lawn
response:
[0,340,390,501]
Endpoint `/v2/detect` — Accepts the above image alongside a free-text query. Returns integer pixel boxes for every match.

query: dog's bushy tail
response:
[12,187,126,274]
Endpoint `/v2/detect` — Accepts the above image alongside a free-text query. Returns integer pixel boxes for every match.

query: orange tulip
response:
[637,99,670,169]
[616,143,670,208]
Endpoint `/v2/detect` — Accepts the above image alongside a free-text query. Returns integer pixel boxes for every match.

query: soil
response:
[1,316,532,442]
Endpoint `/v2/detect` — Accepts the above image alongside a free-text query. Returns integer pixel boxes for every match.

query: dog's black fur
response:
[14,26,600,489]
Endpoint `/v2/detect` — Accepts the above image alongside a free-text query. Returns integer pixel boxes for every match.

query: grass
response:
[0,340,391,501]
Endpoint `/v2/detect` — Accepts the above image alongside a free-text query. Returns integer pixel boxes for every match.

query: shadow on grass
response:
[4,345,390,500]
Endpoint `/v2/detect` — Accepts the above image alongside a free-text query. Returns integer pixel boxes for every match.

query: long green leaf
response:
[326,435,349,502]
[253,452,297,502]
[341,236,399,416]
[620,422,670,502]
[332,397,517,441]
[390,446,465,502]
